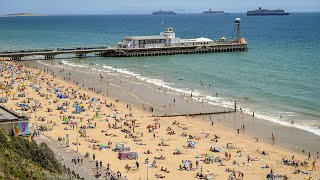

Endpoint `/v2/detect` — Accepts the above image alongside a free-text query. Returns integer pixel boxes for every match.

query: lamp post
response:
[34,100,37,130]
[200,166,203,176]
[145,158,149,180]
[76,125,79,152]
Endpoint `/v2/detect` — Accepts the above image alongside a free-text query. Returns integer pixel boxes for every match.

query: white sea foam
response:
[243,109,320,137]
[102,65,203,97]
[61,60,89,68]
[37,60,65,68]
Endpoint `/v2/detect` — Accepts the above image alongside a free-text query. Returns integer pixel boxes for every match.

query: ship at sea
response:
[247,7,290,16]
[202,9,229,15]
[152,10,177,15]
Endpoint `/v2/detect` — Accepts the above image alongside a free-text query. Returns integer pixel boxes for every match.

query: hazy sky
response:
[1,0,320,15]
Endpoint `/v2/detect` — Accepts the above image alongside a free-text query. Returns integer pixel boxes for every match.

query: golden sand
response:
[1,61,319,180]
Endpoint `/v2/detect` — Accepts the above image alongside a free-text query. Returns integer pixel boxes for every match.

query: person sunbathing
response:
[155,173,165,178]
[219,161,226,166]
[250,157,260,161]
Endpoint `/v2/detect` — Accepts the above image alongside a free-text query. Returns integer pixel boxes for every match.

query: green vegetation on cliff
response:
[0,129,72,180]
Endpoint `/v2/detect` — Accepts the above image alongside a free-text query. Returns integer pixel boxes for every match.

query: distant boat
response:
[202,9,229,15]
[247,7,290,16]
[153,10,177,15]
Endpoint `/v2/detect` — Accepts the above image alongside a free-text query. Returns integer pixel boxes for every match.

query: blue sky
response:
[1,0,319,15]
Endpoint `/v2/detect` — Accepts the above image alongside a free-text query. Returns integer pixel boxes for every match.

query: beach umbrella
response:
[147,125,151,129]
[94,112,99,119]
[188,142,196,146]
[75,105,81,113]
[183,161,190,166]
[213,146,221,152]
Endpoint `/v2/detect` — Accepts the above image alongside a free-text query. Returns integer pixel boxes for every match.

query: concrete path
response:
[34,133,122,180]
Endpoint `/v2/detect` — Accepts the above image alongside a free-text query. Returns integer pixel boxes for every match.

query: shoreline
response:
[32,59,320,154]
[1,59,318,179]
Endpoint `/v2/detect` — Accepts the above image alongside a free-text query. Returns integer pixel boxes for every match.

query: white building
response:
[118,27,214,49]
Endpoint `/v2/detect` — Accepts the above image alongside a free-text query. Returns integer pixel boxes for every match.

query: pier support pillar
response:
[11,56,22,61]
[76,53,86,58]
[45,55,55,60]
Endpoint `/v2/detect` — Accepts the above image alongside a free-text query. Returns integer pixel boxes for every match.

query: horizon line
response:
[1,11,320,16]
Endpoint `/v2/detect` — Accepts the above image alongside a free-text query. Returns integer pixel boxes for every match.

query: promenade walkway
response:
[34,133,122,180]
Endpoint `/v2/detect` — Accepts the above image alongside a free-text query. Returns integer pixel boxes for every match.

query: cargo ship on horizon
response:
[153,10,177,15]
[247,7,290,16]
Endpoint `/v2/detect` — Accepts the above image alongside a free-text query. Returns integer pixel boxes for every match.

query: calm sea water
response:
[1,13,320,136]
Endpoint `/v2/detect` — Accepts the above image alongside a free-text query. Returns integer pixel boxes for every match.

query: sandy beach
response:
[0,59,319,179]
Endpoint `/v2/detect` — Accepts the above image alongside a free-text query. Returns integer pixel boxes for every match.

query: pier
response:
[0,18,248,61]
[0,43,247,61]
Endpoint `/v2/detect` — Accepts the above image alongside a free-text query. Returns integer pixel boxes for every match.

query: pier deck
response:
[0,43,247,61]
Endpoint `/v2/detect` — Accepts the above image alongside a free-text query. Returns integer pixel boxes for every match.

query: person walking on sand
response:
[308,152,311,160]
[100,74,103,82]
[272,133,275,145]
[312,159,316,171]
[96,161,99,170]
[255,137,259,143]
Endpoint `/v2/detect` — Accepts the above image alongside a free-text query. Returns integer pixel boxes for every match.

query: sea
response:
[1,13,320,136]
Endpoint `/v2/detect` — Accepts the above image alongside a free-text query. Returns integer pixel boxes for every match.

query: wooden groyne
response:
[155,101,238,117]
[155,110,235,118]
[0,43,247,61]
